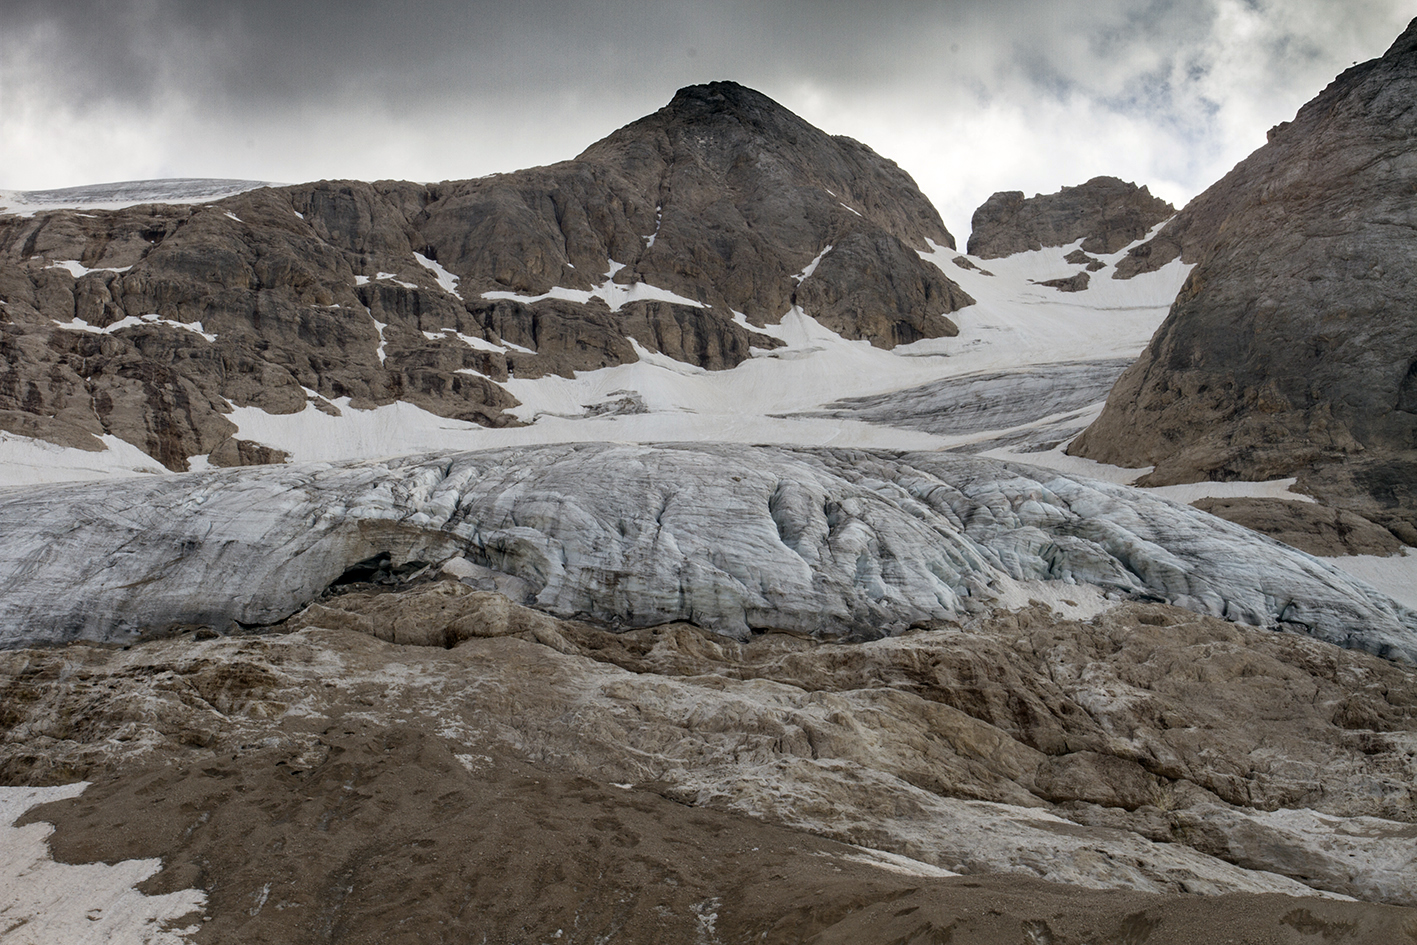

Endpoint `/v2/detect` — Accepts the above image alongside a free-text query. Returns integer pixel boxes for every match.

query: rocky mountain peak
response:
[659,80,800,129]
[967,176,1174,259]
[0,82,971,471]
[1072,16,1417,541]
[1386,14,1417,56]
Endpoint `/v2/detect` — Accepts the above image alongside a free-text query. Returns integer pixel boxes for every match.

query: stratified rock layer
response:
[0,82,970,469]
[0,444,1413,662]
[966,176,1174,259]
[1074,20,1417,538]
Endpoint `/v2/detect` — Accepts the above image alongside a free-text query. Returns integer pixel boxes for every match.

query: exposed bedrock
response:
[4,590,1415,911]
[966,176,1174,259]
[1074,19,1417,536]
[0,82,969,468]
[0,444,1412,661]
[1191,497,1404,558]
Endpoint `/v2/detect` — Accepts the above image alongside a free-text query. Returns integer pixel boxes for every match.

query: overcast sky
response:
[2,0,1411,240]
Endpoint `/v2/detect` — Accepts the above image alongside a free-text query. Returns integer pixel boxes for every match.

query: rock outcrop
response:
[1072,19,1417,540]
[966,176,1174,259]
[1,444,1413,662]
[3,586,1415,936]
[1191,498,1404,558]
[0,82,970,470]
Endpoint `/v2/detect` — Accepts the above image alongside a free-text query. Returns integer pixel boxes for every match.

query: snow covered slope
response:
[0,230,1192,481]
[0,178,277,216]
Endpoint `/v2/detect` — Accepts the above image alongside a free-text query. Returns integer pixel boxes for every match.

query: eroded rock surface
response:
[1193,497,1404,557]
[2,587,1414,936]
[1,444,1413,662]
[0,82,970,470]
[966,177,1174,259]
[1074,19,1417,538]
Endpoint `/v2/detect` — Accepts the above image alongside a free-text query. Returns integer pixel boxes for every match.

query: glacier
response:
[2,443,1412,662]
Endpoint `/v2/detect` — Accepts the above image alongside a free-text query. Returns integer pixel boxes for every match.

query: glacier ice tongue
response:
[0,444,1413,661]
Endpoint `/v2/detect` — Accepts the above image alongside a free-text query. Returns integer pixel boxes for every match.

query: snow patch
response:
[794,246,832,283]
[0,783,206,943]
[1322,548,1417,611]
[0,433,168,489]
[834,844,960,879]
[413,253,462,299]
[482,260,703,312]
[371,315,387,364]
[53,313,217,342]
[980,437,1318,504]
[422,329,505,352]
[46,260,131,277]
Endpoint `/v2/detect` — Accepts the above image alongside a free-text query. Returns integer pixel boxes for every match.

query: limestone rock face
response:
[1073,20,1417,537]
[966,176,1174,259]
[0,82,968,469]
[1191,498,1403,557]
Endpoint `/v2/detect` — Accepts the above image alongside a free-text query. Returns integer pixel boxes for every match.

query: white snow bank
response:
[413,252,462,299]
[221,393,955,465]
[0,783,205,944]
[1321,548,1417,611]
[422,328,505,352]
[53,313,217,342]
[980,435,1317,504]
[483,260,704,312]
[0,432,167,489]
[795,246,832,282]
[46,260,131,277]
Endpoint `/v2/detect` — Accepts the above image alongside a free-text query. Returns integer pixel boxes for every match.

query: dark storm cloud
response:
[3,0,1412,236]
[7,0,927,111]
[7,0,1405,119]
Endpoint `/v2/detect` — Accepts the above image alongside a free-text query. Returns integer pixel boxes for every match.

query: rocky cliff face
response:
[0,82,970,470]
[966,176,1174,259]
[1072,19,1417,541]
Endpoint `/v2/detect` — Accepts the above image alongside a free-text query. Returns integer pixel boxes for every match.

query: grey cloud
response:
[2,0,1411,225]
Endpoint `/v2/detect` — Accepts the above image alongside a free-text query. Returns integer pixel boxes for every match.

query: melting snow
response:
[482,260,703,312]
[53,313,217,342]
[46,260,131,277]
[370,314,388,364]
[0,432,167,488]
[422,328,506,352]
[413,252,462,299]
[794,246,832,282]
[0,783,206,943]
[1319,548,1417,610]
